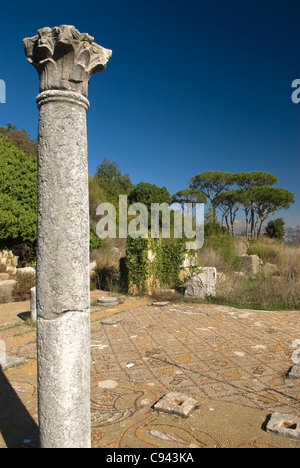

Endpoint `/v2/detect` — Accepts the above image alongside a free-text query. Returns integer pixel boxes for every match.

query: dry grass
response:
[214,238,300,310]
[13,272,36,302]
[90,239,126,292]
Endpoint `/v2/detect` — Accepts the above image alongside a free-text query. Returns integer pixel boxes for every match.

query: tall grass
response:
[199,236,300,310]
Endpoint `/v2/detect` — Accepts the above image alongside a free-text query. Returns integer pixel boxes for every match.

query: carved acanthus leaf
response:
[23,25,112,97]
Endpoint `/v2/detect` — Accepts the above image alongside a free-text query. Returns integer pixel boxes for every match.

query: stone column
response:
[23,25,112,448]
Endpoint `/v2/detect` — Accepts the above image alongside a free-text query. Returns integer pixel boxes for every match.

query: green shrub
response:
[248,238,285,266]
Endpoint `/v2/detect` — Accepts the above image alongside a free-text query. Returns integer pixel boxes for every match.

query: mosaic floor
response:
[0,293,300,448]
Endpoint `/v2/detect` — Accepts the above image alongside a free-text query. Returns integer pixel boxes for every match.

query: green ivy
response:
[125,235,186,293]
[155,240,185,287]
[126,236,150,293]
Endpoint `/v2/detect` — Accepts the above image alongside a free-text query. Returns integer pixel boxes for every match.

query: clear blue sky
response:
[0,0,299,225]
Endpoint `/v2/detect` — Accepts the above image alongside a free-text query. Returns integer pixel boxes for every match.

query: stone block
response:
[238,255,261,274]
[0,273,10,281]
[185,267,216,299]
[5,266,17,276]
[152,301,169,307]
[16,267,36,278]
[154,288,176,295]
[287,365,300,379]
[0,280,16,302]
[97,297,119,307]
[153,392,198,418]
[0,339,23,369]
[30,286,37,322]
[266,413,300,440]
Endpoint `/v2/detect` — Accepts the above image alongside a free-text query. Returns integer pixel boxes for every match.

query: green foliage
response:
[204,233,237,263]
[189,171,236,207]
[90,230,103,251]
[247,238,285,266]
[129,182,170,209]
[95,158,135,202]
[266,218,285,240]
[171,189,206,209]
[204,204,228,237]
[155,240,185,287]
[188,170,295,239]
[125,236,150,293]
[125,236,186,294]
[235,171,278,188]
[0,136,37,243]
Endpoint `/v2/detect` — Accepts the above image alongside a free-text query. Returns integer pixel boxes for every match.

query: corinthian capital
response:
[23,25,112,97]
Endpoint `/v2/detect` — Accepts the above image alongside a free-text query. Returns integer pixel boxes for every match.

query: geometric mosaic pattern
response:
[0,296,300,448]
[91,303,300,414]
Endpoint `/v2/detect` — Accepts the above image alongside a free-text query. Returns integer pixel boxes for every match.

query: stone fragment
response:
[0,339,23,369]
[153,392,198,418]
[238,255,261,274]
[152,301,169,306]
[16,267,36,278]
[0,273,10,281]
[154,288,176,295]
[287,365,300,379]
[98,297,119,307]
[184,267,216,299]
[98,380,118,389]
[30,286,37,322]
[5,266,17,276]
[101,318,122,325]
[0,280,16,302]
[266,413,300,440]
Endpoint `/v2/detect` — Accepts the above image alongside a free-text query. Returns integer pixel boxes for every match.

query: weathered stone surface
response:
[266,413,300,440]
[24,25,112,449]
[0,339,23,369]
[23,25,112,98]
[37,312,91,448]
[238,255,262,274]
[152,301,170,307]
[288,366,300,379]
[35,91,91,320]
[0,280,16,302]
[153,392,198,418]
[154,288,176,295]
[101,318,122,325]
[16,267,36,278]
[30,286,37,322]
[0,273,10,281]
[98,297,119,308]
[98,296,119,304]
[185,267,216,298]
[5,266,17,276]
